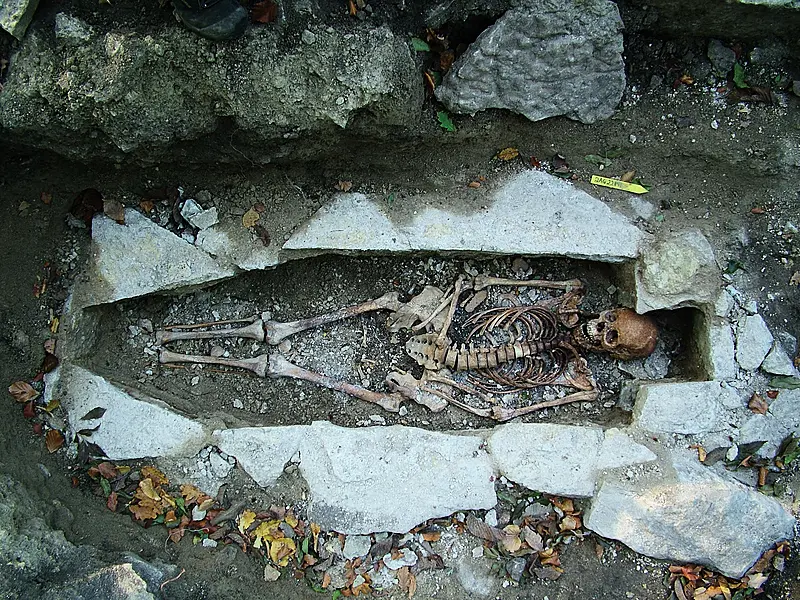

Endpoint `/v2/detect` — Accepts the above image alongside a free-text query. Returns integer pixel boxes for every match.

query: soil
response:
[1,3,800,599]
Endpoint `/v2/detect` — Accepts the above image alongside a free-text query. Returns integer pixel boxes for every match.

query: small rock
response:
[278,339,292,354]
[190,376,200,386]
[369,415,386,425]
[471,546,484,558]
[301,29,316,44]
[210,345,225,357]
[383,548,417,570]
[326,563,348,589]
[232,398,244,409]
[398,405,408,417]
[707,39,736,77]
[483,509,497,527]
[736,315,774,371]
[263,564,280,581]
[54,13,94,43]
[192,506,207,521]
[137,318,154,333]
[761,342,798,376]
[342,535,372,559]
[507,557,527,582]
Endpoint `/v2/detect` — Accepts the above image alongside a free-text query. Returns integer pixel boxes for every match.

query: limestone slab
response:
[697,320,737,380]
[488,424,655,497]
[56,365,207,460]
[300,421,495,534]
[632,381,733,435]
[75,210,235,308]
[285,171,643,262]
[585,452,795,578]
[435,0,625,124]
[737,389,800,457]
[196,222,281,271]
[735,314,774,371]
[212,426,309,487]
[762,342,799,376]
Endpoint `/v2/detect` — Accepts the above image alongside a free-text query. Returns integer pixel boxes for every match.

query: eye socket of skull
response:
[596,321,606,331]
[604,329,618,346]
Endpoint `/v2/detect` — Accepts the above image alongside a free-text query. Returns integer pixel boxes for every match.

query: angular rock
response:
[635,229,720,312]
[196,222,281,271]
[54,13,94,43]
[585,451,795,578]
[737,389,800,457]
[488,424,655,497]
[342,535,372,559]
[735,314,774,371]
[707,39,736,76]
[696,318,737,380]
[0,0,40,39]
[181,199,218,230]
[0,26,421,161]
[300,422,495,534]
[212,426,308,487]
[45,563,155,600]
[435,0,625,124]
[632,381,736,435]
[285,171,644,262]
[54,365,207,460]
[762,341,799,376]
[73,210,235,308]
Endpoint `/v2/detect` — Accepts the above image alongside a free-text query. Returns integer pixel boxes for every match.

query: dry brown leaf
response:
[41,191,52,205]
[139,199,155,214]
[321,571,332,589]
[45,429,64,453]
[551,498,575,514]
[689,443,708,462]
[106,491,118,512]
[750,207,765,215]
[559,514,581,531]
[97,461,118,479]
[790,272,800,286]
[242,208,260,228]
[103,199,126,224]
[466,513,503,542]
[468,181,481,188]
[139,478,162,501]
[621,170,636,183]
[421,531,441,543]
[594,541,604,560]
[141,466,169,486]
[9,381,38,403]
[336,181,353,192]
[496,147,520,161]
[251,0,278,23]
[181,484,208,506]
[129,499,161,521]
[748,392,769,415]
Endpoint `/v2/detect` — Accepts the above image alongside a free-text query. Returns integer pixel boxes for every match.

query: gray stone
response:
[212,426,308,487]
[285,171,644,262]
[632,381,733,435]
[300,421,495,534]
[342,535,372,559]
[54,13,94,43]
[196,222,280,271]
[735,314,774,371]
[435,0,625,124]
[72,210,234,308]
[585,451,795,578]
[53,365,208,460]
[181,199,219,230]
[696,318,737,380]
[737,390,800,457]
[0,26,421,161]
[707,40,736,76]
[0,0,40,39]
[762,342,799,376]
[488,424,655,497]
[45,563,155,600]
[635,229,720,312]
[616,340,671,380]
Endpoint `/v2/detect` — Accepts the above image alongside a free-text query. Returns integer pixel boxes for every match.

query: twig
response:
[160,568,186,592]
[211,499,247,526]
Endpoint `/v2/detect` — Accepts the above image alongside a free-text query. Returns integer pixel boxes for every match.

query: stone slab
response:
[435,0,625,124]
[736,389,800,457]
[736,314,774,371]
[762,341,799,376]
[585,451,795,578]
[0,0,40,39]
[300,421,496,534]
[488,424,655,497]
[697,319,737,381]
[54,365,207,460]
[635,229,720,312]
[196,221,281,271]
[212,426,309,487]
[74,209,235,308]
[285,171,644,262]
[632,381,733,435]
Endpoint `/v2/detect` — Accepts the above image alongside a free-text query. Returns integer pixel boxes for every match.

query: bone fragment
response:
[159,349,270,378]
[385,371,448,412]
[411,286,454,332]
[156,320,266,345]
[463,290,488,313]
[472,276,584,293]
[436,277,465,346]
[264,292,401,345]
[268,354,401,413]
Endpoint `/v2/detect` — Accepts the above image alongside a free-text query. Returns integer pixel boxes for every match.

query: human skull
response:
[573,308,658,360]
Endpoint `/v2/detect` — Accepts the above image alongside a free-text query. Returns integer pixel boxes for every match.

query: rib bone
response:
[158,349,401,412]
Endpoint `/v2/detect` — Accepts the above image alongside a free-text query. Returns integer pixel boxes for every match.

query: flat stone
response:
[342,535,372,559]
[54,13,94,43]
[196,222,280,271]
[632,381,733,435]
[74,210,235,308]
[737,389,800,457]
[285,171,643,262]
[488,424,655,497]
[585,451,795,578]
[635,229,720,312]
[435,0,624,124]
[48,563,155,600]
[735,314,774,371]
[53,365,207,461]
[181,199,219,230]
[300,421,495,534]
[212,426,308,487]
[762,342,799,376]
[0,0,40,39]
[696,318,737,380]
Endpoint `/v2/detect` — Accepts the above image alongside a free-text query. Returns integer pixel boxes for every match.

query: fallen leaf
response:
[45,429,64,453]
[23,401,36,419]
[437,111,455,133]
[181,484,209,506]
[42,352,59,373]
[533,566,562,580]
[621,170,636,183]
[129,500,161,521]
[322,571,331,589]
[522,526,544,551]
[254,224,271,247]
[421,531,441,543]
[748,393,768,414]
[269,537,296,567]
[550,498,575,514]
[251,0,278,23]
[139,200,155,214]
[97,462,118,479]
[559,514,581,531]
[9,381,39,403]
[103,199,126,224]
[252,519,281,548]
[690,444,708,462]
[769,376,800,390]
[141,466,169,486]
[347,0,356,16]
[465,513,502,542]
[81,407,106,420]
[593,541,604,560]
[766,390,779,399]
[336,181,353,192]
[41,191,52,205]
[750,207,765,214]
[107,491,118,511]
[468,181,481,188]
[70,188,104,228]
[139,478,162,501]
[242,208,260,228]
[238,510,257,534]
[496,147,520,161]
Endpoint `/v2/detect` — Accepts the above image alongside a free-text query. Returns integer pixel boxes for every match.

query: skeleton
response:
[155,275,658,422]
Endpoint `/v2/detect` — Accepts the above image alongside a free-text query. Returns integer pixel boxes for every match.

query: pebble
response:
[190,376,200,386]
[210,345,225,357]
[484,508,498,527]
[202,538,218,548]
[369,415,386,425]
[233,398,244,409]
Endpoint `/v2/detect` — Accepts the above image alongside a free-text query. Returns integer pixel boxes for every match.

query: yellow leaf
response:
[43,399,60,413]
[117,466,131,475]
[253,520,282,548]
[269,537,296,567]
[242,208,260,228]
[500,533,522,553]
[139,478,162,501]
[238,510,256,534]
[284,513,298,528]
[310,522,321,550]
[496,147,520,161]
[180,484,210,506]
[560,515,581,531]
[621,170,636,183]
[141,466,169,486]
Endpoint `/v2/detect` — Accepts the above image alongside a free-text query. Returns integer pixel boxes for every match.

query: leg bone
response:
[156,320,265,345]
[159,349,269,377]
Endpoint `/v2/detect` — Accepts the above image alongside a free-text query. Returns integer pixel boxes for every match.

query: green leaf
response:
[437,111,456,132]
[386,192,396,205]
[411,37,431,52]
[175,497,186,516]
[733,63,747,88]
[332,591,343,600]
[778,434,800,465]
[584,154,611,167]
[724,259,746,275]
[154,514,166,524]
[302,535,310,555]
[654,214,665,222]
[99,477,111,497]
[769,376,800,389]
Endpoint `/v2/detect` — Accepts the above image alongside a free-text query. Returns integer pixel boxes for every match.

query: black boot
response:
[173,0,248,41]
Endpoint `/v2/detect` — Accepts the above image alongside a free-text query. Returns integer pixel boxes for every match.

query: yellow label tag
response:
[590,175,648,194]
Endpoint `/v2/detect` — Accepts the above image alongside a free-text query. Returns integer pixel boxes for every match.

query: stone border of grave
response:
[51,170,798,578]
